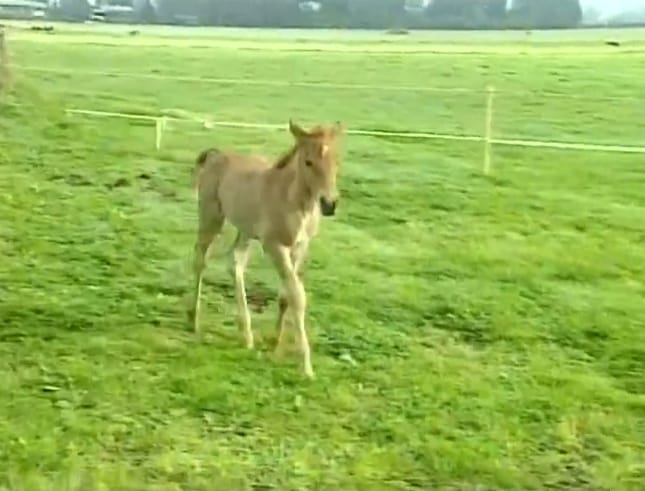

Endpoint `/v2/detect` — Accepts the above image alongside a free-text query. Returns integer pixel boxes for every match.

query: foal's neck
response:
[275,146,316,214]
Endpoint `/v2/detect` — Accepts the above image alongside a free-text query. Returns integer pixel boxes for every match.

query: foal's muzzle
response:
[320,197,337,217]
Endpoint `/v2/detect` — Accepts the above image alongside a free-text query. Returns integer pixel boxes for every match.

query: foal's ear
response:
[289,119,308,140]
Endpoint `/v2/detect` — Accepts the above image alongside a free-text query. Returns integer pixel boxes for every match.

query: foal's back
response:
[196,148,270,191]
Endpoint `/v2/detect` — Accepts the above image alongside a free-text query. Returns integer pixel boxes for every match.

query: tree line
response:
[53,0,584,30]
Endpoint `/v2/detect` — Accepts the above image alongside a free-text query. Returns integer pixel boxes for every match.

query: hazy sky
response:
[504,1,644,16]
[580,0,644,16]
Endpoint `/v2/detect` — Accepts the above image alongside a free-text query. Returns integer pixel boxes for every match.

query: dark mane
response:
[274,144,298,169]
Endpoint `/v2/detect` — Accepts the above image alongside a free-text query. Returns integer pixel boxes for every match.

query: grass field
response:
[1,22,645,490]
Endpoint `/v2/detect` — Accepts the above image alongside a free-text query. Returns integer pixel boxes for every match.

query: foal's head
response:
[289,120,343,216]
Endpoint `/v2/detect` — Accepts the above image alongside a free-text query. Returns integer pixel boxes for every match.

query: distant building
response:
[298,1,321,13]
[404,0,430,13]
[0,0,46,19]
[93,4,134,22]
[87,0,154,23]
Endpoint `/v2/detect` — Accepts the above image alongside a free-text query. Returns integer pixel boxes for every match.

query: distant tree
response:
[483,0,507,22]
[344,0,404,28]
[155,0,199,24]
[218,0,266,27]
[426,0,506,29]
[508,0,582,29]
[58,0,92,21]
[134,0,157,23]
[427,0,468,17]
[258,0,302,28]
[108,0,135,6]
[319,0,350,27]
[404,0,425,9]
[42,0,593,29]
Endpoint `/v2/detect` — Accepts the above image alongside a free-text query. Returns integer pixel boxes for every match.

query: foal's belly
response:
[222,201,264,240]
[218,172,265,238]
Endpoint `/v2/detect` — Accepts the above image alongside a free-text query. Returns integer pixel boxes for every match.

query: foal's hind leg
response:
[189,201,224,334]
[231,233,254,349]
[267,243,314,378]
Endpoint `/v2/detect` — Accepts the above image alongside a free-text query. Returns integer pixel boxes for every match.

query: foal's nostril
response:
[320,197,337,216]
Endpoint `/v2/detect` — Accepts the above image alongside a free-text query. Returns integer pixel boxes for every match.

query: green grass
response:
[1,24,645,491]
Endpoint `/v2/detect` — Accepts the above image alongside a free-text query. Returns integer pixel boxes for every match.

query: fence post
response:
[155,117,167,150]
[0,28,12,98]
[483,85,495,175]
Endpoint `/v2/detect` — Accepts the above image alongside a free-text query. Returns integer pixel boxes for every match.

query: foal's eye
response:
[305,160,313,167]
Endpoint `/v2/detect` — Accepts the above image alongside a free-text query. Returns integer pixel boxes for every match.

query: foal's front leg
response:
[232,236,254,349]
[267,244,314,378]
[275,240,309,356]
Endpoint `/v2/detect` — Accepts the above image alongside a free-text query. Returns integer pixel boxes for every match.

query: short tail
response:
[193,148,217,191]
